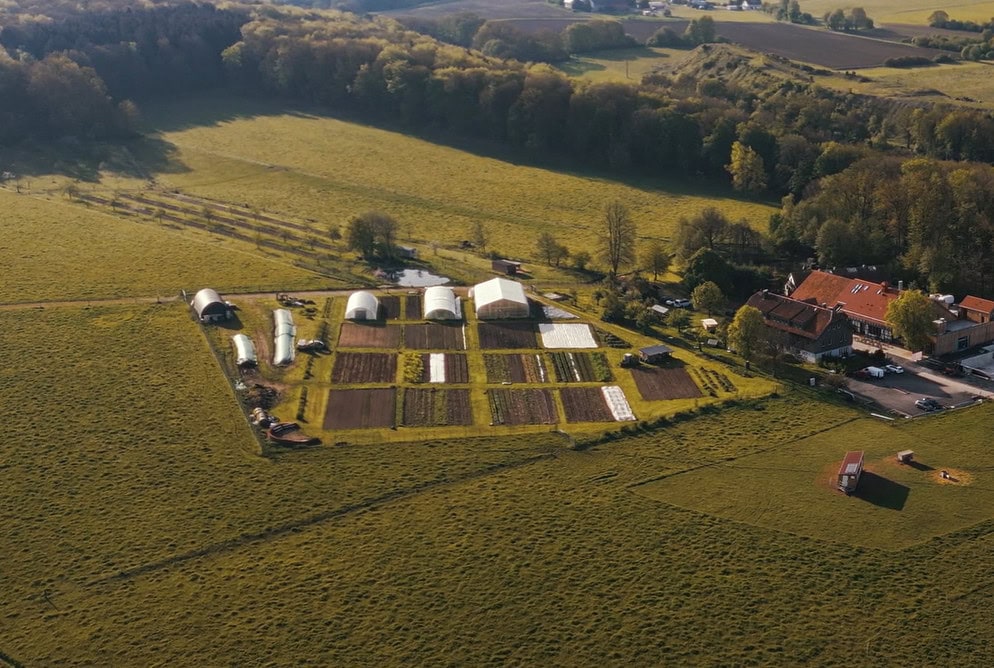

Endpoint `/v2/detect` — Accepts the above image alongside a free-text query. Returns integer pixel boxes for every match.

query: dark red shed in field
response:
[837,451,864,494]
[492,259,521,276]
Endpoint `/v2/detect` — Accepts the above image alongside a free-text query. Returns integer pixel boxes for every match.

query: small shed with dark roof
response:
[638,344,673,364]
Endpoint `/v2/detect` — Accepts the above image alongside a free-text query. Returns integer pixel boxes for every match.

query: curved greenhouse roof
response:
[473,278,529,319]
[192,288,227,320]
[423,286,460,320]
[345,291,380,320]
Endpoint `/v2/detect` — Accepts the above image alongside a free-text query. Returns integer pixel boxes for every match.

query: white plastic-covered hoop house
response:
[231,334,257,366]
[273,309,296,366]
[472,277,529,319]
[423,286,461,320]
[191,288,229,323]
[345,291,380,320]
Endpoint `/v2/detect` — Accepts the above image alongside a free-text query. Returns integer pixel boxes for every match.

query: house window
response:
[958,336,969,351]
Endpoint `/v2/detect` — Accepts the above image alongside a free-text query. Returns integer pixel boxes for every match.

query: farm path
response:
[85,450,560,588]
[0,289,364,311]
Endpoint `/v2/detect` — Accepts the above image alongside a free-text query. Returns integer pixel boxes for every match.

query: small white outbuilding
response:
[423,286,461,320]
[345,291,380,320]
[191,288,230,323]
[472,277,529,319]
[231,334,257,366]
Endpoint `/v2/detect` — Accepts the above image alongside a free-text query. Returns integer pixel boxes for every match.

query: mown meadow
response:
[0,189,329,303]
[129,95,775,263]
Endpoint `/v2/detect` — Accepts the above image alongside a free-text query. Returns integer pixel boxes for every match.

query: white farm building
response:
[472,277,529,319]
[273,309,296,366]
[191,288,230,323]
[345,291,380,320]
[231,334,257,366]
[423,286,461,320]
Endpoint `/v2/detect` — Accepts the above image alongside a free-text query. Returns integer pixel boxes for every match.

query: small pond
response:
[389,268,451,287]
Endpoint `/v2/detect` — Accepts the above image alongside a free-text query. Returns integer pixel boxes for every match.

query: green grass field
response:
[130,95,774,263]
[636,411,994,548]
[822,62,994,109]
[804,0,994,23]
[556,46,693,82]
[0,189,329,303]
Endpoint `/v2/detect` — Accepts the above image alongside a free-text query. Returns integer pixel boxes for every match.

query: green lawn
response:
[556,46,693,83]
[0,189,328,303]
[822,62,994,110]
[130,95,775,264]
[636,409,994,548]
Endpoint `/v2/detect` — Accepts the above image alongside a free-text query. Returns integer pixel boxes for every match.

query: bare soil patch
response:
[405,322,466,350]
[323,388,396,429]
[379,296,402,320]
[405,295,422,320]
[631,366,702,400]
[478,322,538,349]
[487,388,557,425]
[402,388,473,426]
[332,352,397,384]
[338,322,402,348]
[560,387,614,423]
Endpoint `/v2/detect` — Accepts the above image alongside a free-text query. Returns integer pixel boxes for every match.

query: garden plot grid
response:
[424,353,469,384]
[538,323,597,349]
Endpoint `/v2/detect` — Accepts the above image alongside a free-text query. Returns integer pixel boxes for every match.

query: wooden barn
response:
[638,344,673,364]
[492,259,521,276]
[837,451,864,494]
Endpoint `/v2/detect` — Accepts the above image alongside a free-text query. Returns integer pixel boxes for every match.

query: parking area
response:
[848,366,982,417]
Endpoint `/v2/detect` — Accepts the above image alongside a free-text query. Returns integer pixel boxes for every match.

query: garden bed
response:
[338,323,402,348]
[323,388,396,429]
[478,322,538,349]
[487,388,557,425]
[331,352,397,384]
[401,388,473,426]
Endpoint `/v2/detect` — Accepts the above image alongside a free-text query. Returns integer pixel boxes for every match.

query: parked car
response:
[884,364,904,374]
[915,397,941,411]
[666,298,692,308]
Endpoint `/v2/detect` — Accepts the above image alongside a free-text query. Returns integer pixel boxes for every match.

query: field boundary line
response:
[86,451,557,586]
[0,648,24,668]
[625,415,863,491]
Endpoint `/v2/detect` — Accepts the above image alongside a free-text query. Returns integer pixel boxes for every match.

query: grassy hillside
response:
[804,0,994,24]
[822,62,994,109]
[0,189,329,303]
[5,347,994,665]
[134,96,775,262]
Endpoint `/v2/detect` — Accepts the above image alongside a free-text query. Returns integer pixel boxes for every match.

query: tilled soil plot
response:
[402,388,473,426]
[630,366,702,400]
[422,353,470,383]
[478,322,538,349]
[487,388,557,425]
[338,323,402,348]
[405,295,422,320]
[405,322,466,350]
[331,352,397,384]
[379,296,402,320]
[560,387,614,423]
[323,388,396,429]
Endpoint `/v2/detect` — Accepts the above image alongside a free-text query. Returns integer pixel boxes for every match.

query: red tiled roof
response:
[746,291,838,340]
[790,270,898,326]
[959,295,994,315]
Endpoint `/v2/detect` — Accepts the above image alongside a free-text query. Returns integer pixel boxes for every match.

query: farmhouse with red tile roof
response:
[746,290,853,362]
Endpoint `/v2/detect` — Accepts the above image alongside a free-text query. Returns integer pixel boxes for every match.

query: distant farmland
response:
[504,17,951,69]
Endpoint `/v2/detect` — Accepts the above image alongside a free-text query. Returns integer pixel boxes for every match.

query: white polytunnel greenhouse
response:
[273,309,296,366]
[423,286,461,320]
[231,334,257,366]
[471,277,529,319]
[345,291,380,320]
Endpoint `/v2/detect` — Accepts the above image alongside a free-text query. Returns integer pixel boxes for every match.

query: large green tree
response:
[691,281,725,316]
[728,305,765,361]
[727,141,767,193]
[885,290,935,352]
[641,241,671,280]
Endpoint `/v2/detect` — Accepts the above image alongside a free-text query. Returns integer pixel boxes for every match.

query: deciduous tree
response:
[641,241,671,280]
[727,141,767,193]
[691,280,725,315]
[728,305,765,361]
[885,290,935,352]
[600,200,637,277]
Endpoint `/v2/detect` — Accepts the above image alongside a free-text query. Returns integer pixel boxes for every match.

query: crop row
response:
[549,352,612,383]
[691,367,720,397]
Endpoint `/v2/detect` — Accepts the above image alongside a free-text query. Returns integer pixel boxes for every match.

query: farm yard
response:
[331,352,397,384]
[631,366,704,401]
[324,388,397,429]
[484,353,548,383]
[402,388,473,427]
[560,387,616,423]
[338,322,402,348]
[478,321,539,349]
[549,351,613,383]
[404,322,466,350]
[487,388,559,425]
[538,322,598,349]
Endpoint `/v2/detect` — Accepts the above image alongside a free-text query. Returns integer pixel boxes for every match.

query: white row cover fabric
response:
[472,277,529,319]
[428,353,446,383]
[273,309,296,366]
[232,334,257,366]
[346,291,379,320]
[423,286,461,320]
[601,386,636,421]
